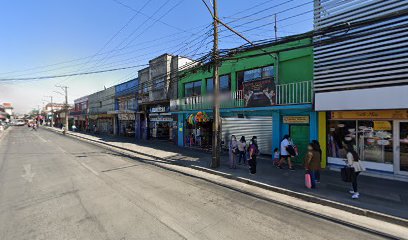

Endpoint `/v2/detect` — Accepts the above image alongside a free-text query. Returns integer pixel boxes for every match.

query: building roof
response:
[2,103,13,109]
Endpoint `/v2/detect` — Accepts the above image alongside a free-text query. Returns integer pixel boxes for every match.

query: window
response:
[206,75,231,93]
[184,81,201,97]
[237,65,275,90]
[154,77,165,90]
[327,120,393,164]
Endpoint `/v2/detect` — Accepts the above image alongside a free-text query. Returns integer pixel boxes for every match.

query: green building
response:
[171,34,316,163]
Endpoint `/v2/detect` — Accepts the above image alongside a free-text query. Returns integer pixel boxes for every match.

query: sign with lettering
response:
[331,110,408,120]
[283,116,310,124]
[150,106,166,113]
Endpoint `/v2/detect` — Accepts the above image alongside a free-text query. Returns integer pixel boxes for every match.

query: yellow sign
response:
[283,116,310,124]
[374,121,392,131]
[331,110,408,120]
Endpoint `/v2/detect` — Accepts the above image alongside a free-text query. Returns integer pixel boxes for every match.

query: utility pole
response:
[56,85,69,135]
[210,0,221,168]
[200,0,276,168]
[274,14,278,41]
[44,96,54,127]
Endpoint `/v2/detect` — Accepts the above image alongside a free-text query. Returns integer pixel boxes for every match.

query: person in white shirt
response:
[238,136,247,165]
[346,144,365,199]
[277,135,294,170]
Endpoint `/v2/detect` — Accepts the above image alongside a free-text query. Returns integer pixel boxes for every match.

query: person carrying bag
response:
[344,144,365,199]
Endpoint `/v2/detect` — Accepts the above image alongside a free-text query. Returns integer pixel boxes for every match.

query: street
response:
[0,127,388,240]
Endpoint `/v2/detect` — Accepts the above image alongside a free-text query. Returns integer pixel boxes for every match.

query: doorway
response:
[290,125,309,164]
[395,121,408,175]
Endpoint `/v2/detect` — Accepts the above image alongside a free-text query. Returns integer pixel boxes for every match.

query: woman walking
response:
[229,135,238,169]
[346,144,365,199]
[238,136,247,165]
[305,143,321,189]
[312,140,322,183]
[248,136,259,174]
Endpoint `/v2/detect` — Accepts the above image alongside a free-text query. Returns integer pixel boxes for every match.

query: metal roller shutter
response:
[222,117,273,155]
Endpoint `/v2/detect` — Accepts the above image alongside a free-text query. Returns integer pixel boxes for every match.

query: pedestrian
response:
[345,144,365,199]
[248,136,259,174]
[277,135,295,170]
[229,135,238,169]
[304,143,321,189]
[273,148,280,166]
[312,140,322,183]
[238,136,247,165]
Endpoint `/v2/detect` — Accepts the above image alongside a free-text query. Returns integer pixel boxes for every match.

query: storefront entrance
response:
[395,121,408,175]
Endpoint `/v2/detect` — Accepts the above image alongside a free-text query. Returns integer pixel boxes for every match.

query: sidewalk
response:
[48,128,408,221]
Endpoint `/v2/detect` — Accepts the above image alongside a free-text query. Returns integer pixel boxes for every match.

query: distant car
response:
[13,119,26,126]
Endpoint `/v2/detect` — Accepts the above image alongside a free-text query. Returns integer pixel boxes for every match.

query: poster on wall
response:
[243,79,276,107]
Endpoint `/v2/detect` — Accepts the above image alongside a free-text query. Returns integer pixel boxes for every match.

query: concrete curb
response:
[44,127,408,229]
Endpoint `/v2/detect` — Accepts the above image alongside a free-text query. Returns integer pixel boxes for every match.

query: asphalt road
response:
[0,127,387,240]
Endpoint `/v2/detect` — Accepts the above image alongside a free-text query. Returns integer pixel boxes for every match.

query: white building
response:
[313,0,408,178]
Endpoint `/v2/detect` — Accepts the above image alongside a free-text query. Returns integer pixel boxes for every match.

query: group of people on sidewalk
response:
[228,134,366,199]
[228,135,259,175]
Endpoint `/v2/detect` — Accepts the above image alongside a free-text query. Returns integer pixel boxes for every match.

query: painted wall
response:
[178,38,313,98]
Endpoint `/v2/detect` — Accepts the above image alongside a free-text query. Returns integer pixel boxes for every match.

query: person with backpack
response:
[277,135,295,171]
[305,143,321,189]
[345,144,365,199]
[229,135,238,169]
[238,136,247,165]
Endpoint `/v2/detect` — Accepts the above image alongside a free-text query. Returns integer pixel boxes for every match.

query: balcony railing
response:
[276,81,312,105]
[170,81,312,111]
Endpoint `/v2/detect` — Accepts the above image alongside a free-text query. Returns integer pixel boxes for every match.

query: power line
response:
[0,64,149,82]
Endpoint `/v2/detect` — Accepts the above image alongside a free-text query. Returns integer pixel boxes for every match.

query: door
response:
[290,125,310,164]
[396,121,408,175]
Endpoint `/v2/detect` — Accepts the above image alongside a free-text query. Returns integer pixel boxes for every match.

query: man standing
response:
[277,135,295,171]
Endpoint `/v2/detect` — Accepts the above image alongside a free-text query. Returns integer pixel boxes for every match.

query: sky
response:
[0,0,313,114]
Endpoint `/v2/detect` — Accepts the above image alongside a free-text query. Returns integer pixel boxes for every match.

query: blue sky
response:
[0,0,313,113]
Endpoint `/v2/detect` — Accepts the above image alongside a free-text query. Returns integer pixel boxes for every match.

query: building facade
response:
[71,96,89,131]
[171,36,315,162]
[138,54,194,142]
[313,0,408,177]
[110,78,139,138]
[88,87,115,135]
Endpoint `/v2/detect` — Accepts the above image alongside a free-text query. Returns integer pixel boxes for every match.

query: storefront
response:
[97,114,114,134]
[148,105,173,140]
[118,112,136,137]
[184,112,212,150]
[326,110,408,176]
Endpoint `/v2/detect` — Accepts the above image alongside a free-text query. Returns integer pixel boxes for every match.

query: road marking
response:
[22,164,35,183]
[33,132,47,143]
[80,162,99,176]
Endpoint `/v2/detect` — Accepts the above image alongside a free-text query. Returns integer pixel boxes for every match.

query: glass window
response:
[357,120,393,164]
[206,75,230,93]
[237,65,274,86]
[184,81,201,97]
[244,68,262,82]
[155,77,165,90]
[327,120,393,164]
[206,78,213,93]
[262,66,274,79]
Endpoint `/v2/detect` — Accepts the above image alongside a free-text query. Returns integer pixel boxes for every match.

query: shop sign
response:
[331,110,408,120]
[283,116,309,124]
[119,113,135,121]
[243,79,276,107]
[97,114,112,118]
[151,106,166,113]
[150,116,173,122]
[373,121,392,131]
